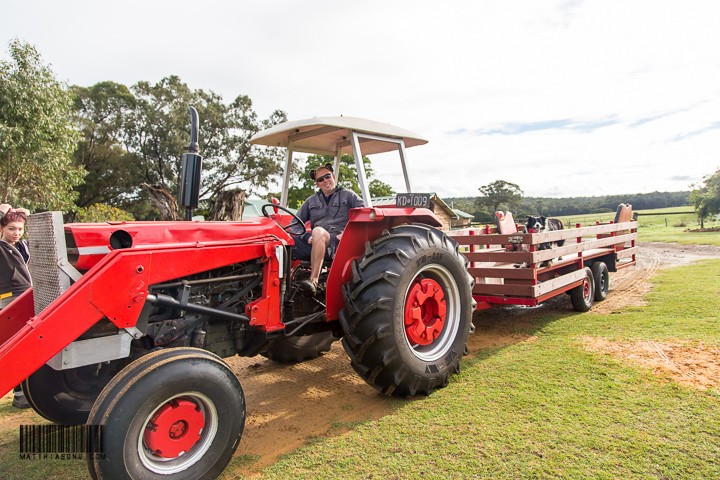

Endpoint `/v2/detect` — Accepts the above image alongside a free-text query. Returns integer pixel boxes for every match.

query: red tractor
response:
[0,110,474,479]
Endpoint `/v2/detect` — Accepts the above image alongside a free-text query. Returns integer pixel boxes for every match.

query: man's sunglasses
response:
[315,173,333,183]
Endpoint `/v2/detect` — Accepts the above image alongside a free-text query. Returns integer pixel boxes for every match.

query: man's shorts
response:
[291,232,339,261]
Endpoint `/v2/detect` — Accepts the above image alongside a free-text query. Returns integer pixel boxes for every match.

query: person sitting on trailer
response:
[293,163,364,295]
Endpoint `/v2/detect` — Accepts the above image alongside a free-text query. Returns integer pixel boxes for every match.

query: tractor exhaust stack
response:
[179,106,202,221]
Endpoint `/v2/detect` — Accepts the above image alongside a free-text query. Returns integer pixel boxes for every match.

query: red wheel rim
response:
[404,277,447,346]
[143,398,205,458]
[583,278,591,300]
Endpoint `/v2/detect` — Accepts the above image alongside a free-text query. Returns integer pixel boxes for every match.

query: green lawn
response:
[557,206,720,246]
[257,259,720,479]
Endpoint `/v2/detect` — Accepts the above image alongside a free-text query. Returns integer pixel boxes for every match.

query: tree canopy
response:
[690,168,720,228]
[70,76,287,219]
[0,39,84,210]
[475,180,524,217]
[72,81,137,210]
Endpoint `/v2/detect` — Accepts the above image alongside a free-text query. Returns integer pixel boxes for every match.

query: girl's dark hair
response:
[1,211,27,227]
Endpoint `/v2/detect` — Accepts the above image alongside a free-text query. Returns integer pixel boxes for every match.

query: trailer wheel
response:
[87,348,244,480]
[570,267,595,312]
[591,262,609,301]
[21,359,128,425]
[262,332,337,363]
[340,224,473,396]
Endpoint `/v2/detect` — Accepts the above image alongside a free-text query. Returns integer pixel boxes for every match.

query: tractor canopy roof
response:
[249,116,427,156]
[250,116,427,208]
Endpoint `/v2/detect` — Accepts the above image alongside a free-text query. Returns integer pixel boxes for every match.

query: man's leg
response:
[309,227,330,284]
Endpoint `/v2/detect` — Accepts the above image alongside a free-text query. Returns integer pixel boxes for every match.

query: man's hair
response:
[1,211,27,227]
[309,162,334,180]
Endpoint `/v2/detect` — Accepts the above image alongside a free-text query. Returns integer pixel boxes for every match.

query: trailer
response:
[448,216,637,312]
[0,110,636,479]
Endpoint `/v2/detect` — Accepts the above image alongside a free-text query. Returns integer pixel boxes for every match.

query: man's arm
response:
[351,191,364,209]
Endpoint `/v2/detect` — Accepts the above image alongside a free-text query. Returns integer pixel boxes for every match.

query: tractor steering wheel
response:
[261,203,307,235]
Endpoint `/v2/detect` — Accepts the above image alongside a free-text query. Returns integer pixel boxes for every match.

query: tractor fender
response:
[325,207,442,321]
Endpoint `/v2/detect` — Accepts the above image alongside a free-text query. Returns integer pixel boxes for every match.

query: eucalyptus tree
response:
[0,39,84,210]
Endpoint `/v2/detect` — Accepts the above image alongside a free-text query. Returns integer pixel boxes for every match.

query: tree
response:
[0,39,84,210]
[74,203,135,222]
[475,180,524,215]
[122,76,286,219]
[71,81,137,211]
[284,154,394,208]
[690,168,720,229]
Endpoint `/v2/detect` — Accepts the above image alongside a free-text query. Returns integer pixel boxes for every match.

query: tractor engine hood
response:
[64,218,292,271]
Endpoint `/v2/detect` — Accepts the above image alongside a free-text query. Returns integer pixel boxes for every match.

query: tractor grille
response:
[27,212,72,316]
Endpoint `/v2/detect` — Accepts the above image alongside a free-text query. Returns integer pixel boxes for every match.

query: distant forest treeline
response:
[447,191,691,223]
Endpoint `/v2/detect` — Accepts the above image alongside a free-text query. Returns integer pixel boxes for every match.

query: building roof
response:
[453,209,475,219]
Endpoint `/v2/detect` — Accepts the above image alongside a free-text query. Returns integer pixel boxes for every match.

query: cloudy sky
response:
[2,1,719,199]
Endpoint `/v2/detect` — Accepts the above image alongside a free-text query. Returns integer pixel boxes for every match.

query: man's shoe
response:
[12,391,30,409]
[298,279,317,296]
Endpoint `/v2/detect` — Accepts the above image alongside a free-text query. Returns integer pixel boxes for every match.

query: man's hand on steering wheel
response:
[260,204,307,235]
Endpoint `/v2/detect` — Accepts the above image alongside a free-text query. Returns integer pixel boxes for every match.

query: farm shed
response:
[451,208,474,229]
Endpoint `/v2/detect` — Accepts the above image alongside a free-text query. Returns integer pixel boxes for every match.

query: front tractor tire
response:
[340,224,474,396]
[87,348,244,480]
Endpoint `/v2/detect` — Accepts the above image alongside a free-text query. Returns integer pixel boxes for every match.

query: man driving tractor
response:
[293,162,363,295]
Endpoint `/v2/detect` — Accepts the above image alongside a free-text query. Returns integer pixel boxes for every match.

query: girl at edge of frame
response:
[0,206,32,408]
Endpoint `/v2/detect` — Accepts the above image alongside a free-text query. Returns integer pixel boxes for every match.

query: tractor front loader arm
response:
[0,212,288,395]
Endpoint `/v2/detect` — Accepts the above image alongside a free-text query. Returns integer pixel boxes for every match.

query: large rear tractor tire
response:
[22,359,128,425]
[570,267,595,312]
[340,224,474,396]
[262,332,337,363]
[87,347,244,480]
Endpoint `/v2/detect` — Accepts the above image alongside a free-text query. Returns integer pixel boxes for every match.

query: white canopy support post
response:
[334,144,342,183]
[398,140,412,193]
[351,131,372,207]
[280,144,294,207]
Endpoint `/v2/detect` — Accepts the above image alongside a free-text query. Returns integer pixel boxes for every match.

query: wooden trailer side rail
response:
[448,221,638,307]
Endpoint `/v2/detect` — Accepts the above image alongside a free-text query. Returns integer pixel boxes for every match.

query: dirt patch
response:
[582,337,720,392]
[685,227,720,232]
[223,348,395,475]
[0,401,38,434]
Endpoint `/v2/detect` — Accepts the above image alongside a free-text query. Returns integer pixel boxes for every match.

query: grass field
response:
[557,206,720,246]
[252,259,720,479]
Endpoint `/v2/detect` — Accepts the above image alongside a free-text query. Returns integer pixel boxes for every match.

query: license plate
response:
[395,193,432,208]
